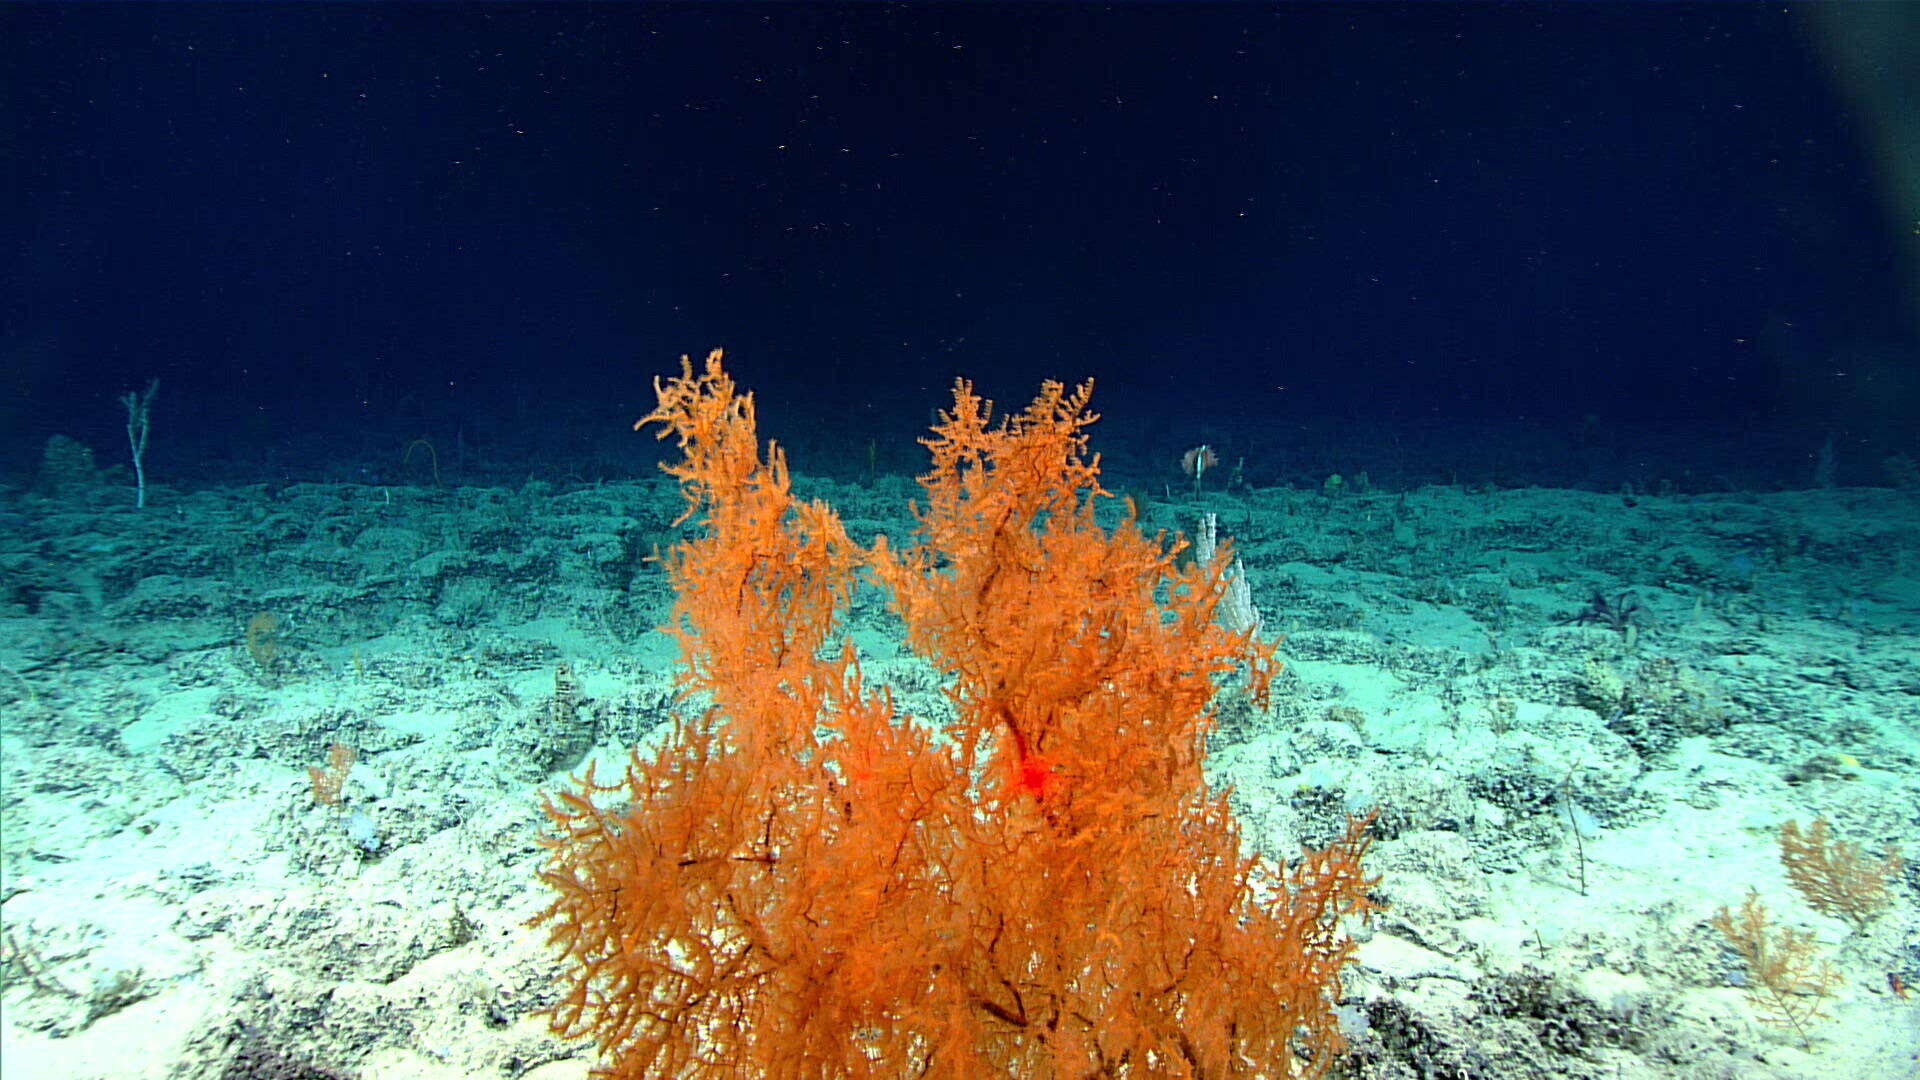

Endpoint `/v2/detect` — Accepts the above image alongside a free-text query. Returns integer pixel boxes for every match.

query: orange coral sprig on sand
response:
[537,350,1377,1079]
[1779,816,1902,931]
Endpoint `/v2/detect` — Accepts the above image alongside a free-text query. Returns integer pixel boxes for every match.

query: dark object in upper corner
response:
[1560,590,1646,634]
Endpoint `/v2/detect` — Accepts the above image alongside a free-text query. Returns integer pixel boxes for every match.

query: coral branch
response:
[1712,890,1841,1050]
[1779,817,1903,931]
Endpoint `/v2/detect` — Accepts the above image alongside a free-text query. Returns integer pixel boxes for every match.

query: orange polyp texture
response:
[536,349,1378,1079]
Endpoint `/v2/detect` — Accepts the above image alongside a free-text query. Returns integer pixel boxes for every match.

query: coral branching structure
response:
[1711,890,1842,1050]
[535,350,1378,1079]
[1778,817,1903,931]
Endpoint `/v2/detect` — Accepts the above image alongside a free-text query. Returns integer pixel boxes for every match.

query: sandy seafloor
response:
[2,463,1917,1080]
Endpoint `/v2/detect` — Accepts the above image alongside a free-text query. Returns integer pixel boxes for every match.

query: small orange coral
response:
[536,351,1377,1079]
[1712,889,1841,1050]
[307,742,355,806]
[1779,816,1902,931]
